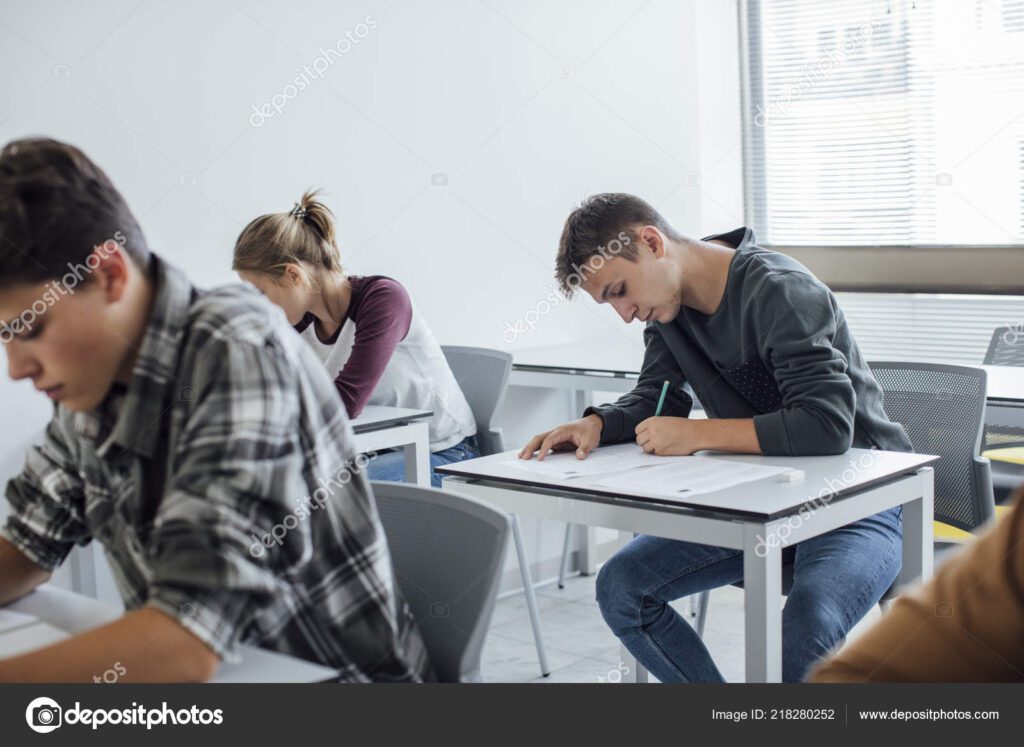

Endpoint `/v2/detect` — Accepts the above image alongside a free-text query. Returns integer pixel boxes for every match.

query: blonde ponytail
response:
[233,189,344,279]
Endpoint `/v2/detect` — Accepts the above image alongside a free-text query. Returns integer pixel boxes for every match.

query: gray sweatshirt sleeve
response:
[751,273,857,456]
[584,325,692,444]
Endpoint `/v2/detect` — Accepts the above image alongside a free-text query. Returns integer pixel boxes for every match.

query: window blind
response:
[743,0,1024,248]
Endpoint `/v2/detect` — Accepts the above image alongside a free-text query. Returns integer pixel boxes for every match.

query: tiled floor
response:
[480,573,884,683]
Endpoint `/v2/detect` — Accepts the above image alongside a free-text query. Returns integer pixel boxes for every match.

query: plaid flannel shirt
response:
[2,255,432,682]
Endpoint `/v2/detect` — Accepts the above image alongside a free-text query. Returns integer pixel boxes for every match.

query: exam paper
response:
[505,443,669,479]
[0,608,38,635]
[593,457,792,497]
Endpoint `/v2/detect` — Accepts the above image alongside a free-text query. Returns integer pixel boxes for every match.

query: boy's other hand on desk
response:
[519,414,603,461]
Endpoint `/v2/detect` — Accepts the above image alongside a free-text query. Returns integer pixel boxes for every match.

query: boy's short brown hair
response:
[555,193,682,297]
[0,137,150,288]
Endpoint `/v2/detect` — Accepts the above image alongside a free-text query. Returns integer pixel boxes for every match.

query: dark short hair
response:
[0,138,150,288]
[555,193,682,297]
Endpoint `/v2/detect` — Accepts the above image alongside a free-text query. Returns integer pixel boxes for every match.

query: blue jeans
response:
[596,506,902,683]
[366,437,480,489]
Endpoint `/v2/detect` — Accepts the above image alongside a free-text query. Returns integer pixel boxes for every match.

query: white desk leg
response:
[403,422,431,487]
[900,467,935,588]
[69,544,98,598]
[743,523,782,683]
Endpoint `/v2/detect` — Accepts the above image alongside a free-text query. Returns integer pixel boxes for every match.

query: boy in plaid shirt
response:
[0,138,430,682]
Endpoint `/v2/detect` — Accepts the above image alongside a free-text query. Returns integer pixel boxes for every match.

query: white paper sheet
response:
[505,443,669,479]
[593,457,793,497]
[0,608,38,635]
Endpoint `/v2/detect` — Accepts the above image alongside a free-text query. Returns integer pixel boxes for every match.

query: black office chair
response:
[692,362,995,638]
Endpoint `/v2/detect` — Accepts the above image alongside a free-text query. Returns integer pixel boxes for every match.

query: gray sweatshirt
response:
[586,227,912,456]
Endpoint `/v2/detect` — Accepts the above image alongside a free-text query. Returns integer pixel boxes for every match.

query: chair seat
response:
[933,520,974,543]
[982,447,1024,466]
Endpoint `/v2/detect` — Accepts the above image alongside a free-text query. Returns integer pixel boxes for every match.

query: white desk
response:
[981,365,1024,430]
[2,585,337,682]
[509,343,644,399]
[351,406,433,486]
[439,447,937,683]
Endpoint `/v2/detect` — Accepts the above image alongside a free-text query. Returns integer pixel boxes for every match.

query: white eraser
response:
[780,470,805,482]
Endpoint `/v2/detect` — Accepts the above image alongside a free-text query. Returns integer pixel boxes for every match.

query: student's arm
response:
[0,537,51,606]
[1,419,91,602]
[811,488,1024,682]
[0,607,218,683]
[138,330,319,676]
[584,324,692,443]
[333,278,412,418]
[750,274,857,456]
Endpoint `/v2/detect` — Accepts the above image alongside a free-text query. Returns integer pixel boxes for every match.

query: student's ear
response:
[281,264,305,287]
[93,242,132,303]
[639,226,665,258]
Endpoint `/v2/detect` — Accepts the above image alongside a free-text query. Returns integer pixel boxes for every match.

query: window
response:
[742,0,1024,249]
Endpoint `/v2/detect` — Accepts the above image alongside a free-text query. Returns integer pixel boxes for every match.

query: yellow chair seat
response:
[982,446,1024,465]
[933,505,1011,543]
[933,521,974,543]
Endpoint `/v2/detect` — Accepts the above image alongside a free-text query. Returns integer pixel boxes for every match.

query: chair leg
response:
[695,590,711,639]
[510,513,551,677]
[558,523,573,589]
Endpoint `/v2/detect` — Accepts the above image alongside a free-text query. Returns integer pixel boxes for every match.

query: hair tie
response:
[289,203,307,220]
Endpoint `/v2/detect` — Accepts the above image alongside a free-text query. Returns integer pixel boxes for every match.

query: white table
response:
[2,585,337,682]
[510,343,644,400]
[981,365,1024,430]
[351,406,433,486]
[439,447,937,683]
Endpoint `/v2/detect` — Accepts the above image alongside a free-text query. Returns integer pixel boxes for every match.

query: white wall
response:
[0,0,743,594]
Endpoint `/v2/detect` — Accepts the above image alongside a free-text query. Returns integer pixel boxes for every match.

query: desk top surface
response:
[438,447,938,520]
[982,365,1024,402]
[511,342,643,375]
[5,586,337,683]
[350,406,433,433]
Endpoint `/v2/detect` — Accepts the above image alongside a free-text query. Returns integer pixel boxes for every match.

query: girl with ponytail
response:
[233,190,478,487]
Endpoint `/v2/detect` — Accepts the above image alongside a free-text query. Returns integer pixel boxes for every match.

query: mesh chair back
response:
[870,361,991,531]
[984,326,1024,367]
[372,481,510,682]
[441,346,513,455]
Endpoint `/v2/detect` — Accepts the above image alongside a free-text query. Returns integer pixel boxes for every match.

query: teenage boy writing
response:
[520,193,912,682]
[0,138,430,682]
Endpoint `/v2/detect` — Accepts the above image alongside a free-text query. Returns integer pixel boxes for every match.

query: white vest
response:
[299,307,477,452]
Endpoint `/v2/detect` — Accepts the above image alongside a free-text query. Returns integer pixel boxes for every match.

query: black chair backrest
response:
[869,361,991,531]
[984,326,1024,367]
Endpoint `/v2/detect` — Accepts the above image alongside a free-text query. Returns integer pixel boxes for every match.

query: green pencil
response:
[654,380,670,417]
